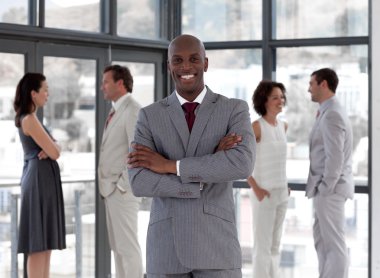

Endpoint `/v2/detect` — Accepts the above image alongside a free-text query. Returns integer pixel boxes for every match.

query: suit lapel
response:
[166,93,189,151]
[102,96,130,144]
[186,89,218,156]
[309,101,332,146]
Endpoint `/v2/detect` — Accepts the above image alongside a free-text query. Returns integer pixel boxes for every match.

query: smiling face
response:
[31,80,49,108]
[167,35,208,101]
[265,87,285,116]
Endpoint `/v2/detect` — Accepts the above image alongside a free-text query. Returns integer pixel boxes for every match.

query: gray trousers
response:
[313,193,349,278]
[147,268,242,278]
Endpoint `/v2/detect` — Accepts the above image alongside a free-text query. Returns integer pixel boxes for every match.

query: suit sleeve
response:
[179,100,255,183]
[318,110,346,195]
[116,103,139,191]
[128,108,201,198]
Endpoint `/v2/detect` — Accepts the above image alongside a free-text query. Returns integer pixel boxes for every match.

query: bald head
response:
[168,34,206,58]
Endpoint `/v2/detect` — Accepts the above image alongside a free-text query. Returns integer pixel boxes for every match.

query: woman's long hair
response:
[14,73,46,127]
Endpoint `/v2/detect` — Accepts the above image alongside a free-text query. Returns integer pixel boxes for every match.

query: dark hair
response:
[252,80,286,116]
[14,72,46,127]
[311,68,339,93]
[103,65,133,93]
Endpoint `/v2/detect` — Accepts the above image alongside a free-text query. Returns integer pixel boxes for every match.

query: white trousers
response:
[251,188,288,278]
[104,188,143,278]
[313,193,349,278]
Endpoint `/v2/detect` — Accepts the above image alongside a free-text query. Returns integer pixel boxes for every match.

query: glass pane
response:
[43,56,96,277]
[117,0,160,39]
[235,188,368,277]
[182,0,262,42]
[111,61,155,274]
[275,0,368,39]
[45,0,100,32]
[276,46,368,185]
[204,49,262,117]
[113,61,155,107]
[0,52,24,277]
[0,0,28,25]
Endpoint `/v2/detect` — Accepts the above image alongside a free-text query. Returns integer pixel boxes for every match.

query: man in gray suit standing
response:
[98,65,143,278]
[127,34,255,277]
[306,68,354,278]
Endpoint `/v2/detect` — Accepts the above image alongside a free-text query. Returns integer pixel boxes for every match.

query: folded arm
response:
[22,114,61,160]
[128,100,255,197]
[127,109,201,198]
[179,100,255,183]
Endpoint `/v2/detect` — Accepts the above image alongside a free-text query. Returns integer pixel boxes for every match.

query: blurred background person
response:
[306,68,354,278]
[247,80,289,278]
[14,72,66,278]
[98,65,143,278]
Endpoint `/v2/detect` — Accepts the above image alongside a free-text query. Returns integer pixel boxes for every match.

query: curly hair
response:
[252,80,286,116]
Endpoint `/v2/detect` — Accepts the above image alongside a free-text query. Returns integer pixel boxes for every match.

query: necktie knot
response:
[105,108,115,129]
[182,102,199,114]
[182,102,199,132]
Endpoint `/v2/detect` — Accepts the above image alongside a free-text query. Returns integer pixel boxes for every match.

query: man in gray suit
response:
[306,68,354,278]
[98,65,143,278]
[127,34,255,277]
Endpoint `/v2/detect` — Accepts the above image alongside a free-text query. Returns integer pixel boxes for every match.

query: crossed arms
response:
[127,100,255,198]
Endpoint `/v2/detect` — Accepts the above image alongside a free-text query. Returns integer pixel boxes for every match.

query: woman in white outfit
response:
[248,80,289,278]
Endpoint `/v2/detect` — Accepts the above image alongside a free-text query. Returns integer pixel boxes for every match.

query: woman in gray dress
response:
[14,73,66,278]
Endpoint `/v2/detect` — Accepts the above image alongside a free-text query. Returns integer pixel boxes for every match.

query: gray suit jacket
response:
[128,88,255,273]
[98,94,141,197]
[306,96,354,199]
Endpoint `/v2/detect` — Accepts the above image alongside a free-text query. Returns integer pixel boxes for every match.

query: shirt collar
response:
[112,93,130,112]
[175,86,207,105]
[319,95,336,113]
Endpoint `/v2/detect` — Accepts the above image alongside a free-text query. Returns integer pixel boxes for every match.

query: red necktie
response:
[182,102,199,132]
[105,109,115,129]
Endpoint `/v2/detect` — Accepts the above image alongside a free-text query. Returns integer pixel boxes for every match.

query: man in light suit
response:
[98,65,143,278]
[306,68,354,278]
[127,34,255,278]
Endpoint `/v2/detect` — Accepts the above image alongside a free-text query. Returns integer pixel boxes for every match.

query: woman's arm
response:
[22,114,61,160]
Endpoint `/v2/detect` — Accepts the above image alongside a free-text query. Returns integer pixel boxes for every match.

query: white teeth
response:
[181,74,194,80]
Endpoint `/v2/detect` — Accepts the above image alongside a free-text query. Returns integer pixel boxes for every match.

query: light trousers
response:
[251,188,288,278]
[104,188,143,278]
[313,193,349,278]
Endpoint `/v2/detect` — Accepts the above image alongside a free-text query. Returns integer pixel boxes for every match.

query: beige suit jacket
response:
[98,94,141,197]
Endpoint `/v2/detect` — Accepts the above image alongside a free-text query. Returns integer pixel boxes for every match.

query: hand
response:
[127,143,176,174]
[253,185,270,202]
[215,133,242,152]
[38,150,48,160]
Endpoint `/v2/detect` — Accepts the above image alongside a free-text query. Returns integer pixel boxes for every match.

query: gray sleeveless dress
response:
[17,118,66,253]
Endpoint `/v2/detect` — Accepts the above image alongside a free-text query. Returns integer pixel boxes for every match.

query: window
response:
[0,0,28,25]
[204,48,262,116]
[276,45,368,183]
[182,0,262,41]
[45,0,100,32]
[275,0,368,39]
[0,53,24,180]
[117,0,161,39]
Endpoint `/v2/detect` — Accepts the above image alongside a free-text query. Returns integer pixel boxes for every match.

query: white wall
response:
[371,0,380,276]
